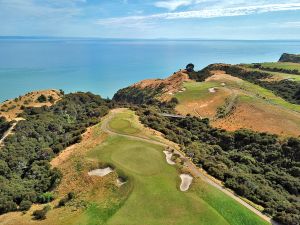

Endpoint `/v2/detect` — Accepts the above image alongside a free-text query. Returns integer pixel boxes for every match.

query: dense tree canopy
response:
[0,117,11,139]
[0,92,110,214]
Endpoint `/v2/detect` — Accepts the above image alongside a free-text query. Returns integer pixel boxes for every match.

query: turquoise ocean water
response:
[0,38,300,102]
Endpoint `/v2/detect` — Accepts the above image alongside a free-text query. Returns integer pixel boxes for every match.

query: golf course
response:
[82,109,270,225]
[0,109,271,225]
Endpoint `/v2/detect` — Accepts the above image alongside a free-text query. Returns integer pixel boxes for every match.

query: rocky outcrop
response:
[279,53,300,63]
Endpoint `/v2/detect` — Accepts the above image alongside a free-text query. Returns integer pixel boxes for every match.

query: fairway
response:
[84,109,269,225]
[175,81,231,118]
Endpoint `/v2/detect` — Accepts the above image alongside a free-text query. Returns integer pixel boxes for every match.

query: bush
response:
[19,200,32,211]
[37,192,54,203]
[57,192,75,207]
[37,94,47,103]
[48,96,54,103]
[32,205,51,220]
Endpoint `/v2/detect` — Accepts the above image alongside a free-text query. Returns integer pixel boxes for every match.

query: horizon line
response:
[1,35,300,42]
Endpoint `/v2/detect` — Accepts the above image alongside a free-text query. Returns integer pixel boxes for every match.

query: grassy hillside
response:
[174,72,300,137]
[257,62,300,72]
[0,89,62,121]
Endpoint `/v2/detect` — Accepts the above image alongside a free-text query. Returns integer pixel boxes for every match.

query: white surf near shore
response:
[163,150,175,165]
[180,174,193,191]
[88,167,113,177]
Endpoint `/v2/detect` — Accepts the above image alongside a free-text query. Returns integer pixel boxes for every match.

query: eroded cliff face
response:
[279,53,300,63]
[113,70,191,104]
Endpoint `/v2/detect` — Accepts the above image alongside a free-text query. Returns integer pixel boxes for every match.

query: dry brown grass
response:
[0,90,62,121]
[213,99,300,137]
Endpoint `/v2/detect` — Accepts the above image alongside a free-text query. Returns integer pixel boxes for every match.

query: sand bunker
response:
[209,88,216,93]
[88,167,113,177]
[163,151,175,165]
[116,178,127,187]
[180,174,193,191]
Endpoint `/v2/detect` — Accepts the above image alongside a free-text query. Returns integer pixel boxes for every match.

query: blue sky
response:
[1,0,300,39]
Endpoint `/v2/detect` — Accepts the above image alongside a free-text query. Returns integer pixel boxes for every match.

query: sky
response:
[1,0,300,39]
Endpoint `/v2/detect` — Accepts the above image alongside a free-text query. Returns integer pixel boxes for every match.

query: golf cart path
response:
[101,110,279,225]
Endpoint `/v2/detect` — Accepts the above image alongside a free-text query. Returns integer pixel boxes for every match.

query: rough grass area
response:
[175,72,300,136]
[213,95,300,137]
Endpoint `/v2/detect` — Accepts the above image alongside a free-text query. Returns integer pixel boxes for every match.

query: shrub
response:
[37,192,54,203]
[19,200,32,211]
[37,94,47,103]
[32,205,51,220]
[57,192,75,207]
[48,96,54,103]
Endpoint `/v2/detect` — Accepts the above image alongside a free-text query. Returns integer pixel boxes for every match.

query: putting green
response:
[108,111,140,135]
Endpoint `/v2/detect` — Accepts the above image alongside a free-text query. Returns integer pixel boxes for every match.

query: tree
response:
[186,63,195,72]
[37,94,47,103]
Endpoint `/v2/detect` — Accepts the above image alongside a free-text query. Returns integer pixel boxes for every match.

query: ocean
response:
[0,38,300,102]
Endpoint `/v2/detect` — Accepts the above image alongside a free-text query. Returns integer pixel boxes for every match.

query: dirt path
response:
[0,118,24,146]
[0,123,17,146]
[102,109,279,225]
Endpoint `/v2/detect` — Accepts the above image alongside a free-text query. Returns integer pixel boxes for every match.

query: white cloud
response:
[96,2,300,26]
[154,0,193,11]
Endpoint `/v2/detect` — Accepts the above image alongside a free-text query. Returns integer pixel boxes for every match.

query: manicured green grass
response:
[245,66,300,82]
[242,63,300,81]
[81,110,269,225]
[175,81,219,102]
[108,110,140,135]
[260,62,300,72]
[194,180,267,225]
[177,78,300,112]
[230,75,300,111]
